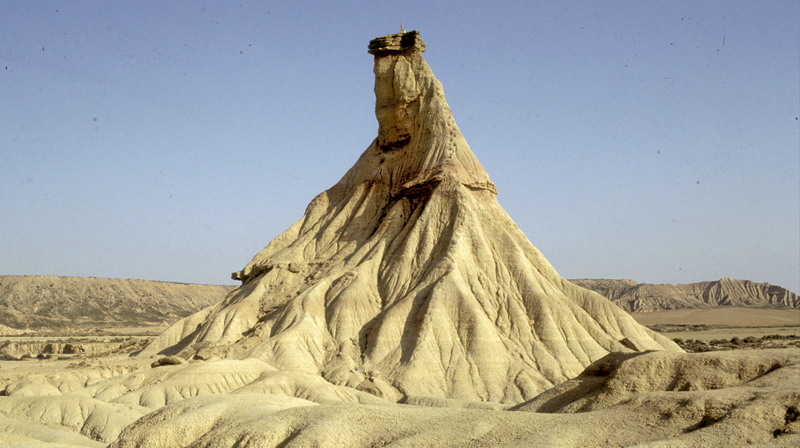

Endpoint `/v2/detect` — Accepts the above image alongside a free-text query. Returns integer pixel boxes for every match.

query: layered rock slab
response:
[142,30,680,403]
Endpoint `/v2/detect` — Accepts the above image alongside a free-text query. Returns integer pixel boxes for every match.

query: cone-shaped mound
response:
[142,30,680,404]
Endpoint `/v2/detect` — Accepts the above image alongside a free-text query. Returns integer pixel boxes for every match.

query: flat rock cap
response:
[368,30,426,55]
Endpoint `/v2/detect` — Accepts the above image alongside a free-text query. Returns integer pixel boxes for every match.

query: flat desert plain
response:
[633,308,800,327]
[634,308,800,340]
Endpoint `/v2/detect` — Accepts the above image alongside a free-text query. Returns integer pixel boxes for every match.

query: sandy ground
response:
[632,307,800,344]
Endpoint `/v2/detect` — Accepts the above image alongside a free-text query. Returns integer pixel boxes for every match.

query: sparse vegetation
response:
[671,334,800,352]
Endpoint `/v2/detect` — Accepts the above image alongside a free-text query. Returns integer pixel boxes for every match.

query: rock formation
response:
[141,30,679,404]
[571,277,800,312]
[1,30,796,448]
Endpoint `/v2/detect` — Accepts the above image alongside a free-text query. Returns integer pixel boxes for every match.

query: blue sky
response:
[2,1,798,293]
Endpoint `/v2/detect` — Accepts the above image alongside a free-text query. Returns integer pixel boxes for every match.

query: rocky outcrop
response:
[571,277,800,312]
[142,31,679,404]
[368,29,426,55]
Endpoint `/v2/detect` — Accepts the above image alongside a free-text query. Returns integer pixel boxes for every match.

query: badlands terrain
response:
[572,278,799,312]
[1,31,798,447]
[0,275,231,335]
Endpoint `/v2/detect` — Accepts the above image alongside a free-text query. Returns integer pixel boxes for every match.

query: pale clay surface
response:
[1,31,797,447]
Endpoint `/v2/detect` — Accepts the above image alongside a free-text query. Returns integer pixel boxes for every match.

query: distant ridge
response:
[0,275,233,333]
[570,278,799,312]
[3,275,792,335]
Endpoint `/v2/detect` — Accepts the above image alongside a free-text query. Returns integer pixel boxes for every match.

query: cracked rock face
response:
[141,31,681,404]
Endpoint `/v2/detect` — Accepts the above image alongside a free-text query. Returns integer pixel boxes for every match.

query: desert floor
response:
[1,308,798,447]
[633,308,800,340]
[632,308,800,327]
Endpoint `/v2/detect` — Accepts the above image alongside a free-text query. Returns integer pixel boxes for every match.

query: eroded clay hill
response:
[141,30,680,404]
[571,277,800,312]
